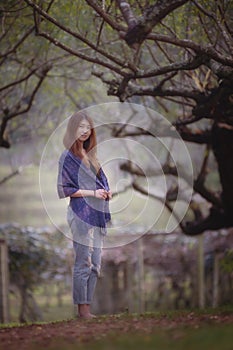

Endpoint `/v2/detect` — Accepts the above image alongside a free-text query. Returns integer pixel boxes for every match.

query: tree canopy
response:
[1,0,233,234]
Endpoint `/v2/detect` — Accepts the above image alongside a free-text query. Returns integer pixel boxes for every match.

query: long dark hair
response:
[63,111,99,171]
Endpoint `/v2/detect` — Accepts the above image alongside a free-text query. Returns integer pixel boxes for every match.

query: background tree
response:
[22,0,233,235]
[1,0,233,234]
[0,223,70,322]
[0,0,109,187]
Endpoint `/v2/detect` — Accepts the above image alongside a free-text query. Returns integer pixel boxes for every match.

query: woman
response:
[57,111,112,318]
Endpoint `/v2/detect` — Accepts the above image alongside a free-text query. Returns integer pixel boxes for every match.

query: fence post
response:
[198,235,205,308]
[137,238,145,313]
[212,252,219,308]
[0,239,10,323]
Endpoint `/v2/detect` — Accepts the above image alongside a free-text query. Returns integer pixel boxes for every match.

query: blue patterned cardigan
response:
[57,150,111,232]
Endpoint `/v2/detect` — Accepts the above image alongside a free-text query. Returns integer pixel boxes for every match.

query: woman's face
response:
[76,118,91,142]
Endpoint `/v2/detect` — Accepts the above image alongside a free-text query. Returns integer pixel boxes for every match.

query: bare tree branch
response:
[37,31,127,77]
[132,180,186,233]
[25,0,135,72]
[1,0,56,61]
[134,54,206,79]
[123,0,189,47]
[183,206,231,235]
[119,83,202,101]
[115,0,137,29]
[0,65,50,148]
[0,30,36,64]
[85,0,126,31]
[216,0,233,36]
[175,125,212,144]
[0,168,22,186]
[0,65,44,93]
[192,0,233,52]
[173,114,204,126]
[93,69,202,102]
[148,33,233,68]
[193,145,222,207]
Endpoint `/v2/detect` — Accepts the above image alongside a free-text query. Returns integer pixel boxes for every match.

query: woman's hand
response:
[95,189,109,200]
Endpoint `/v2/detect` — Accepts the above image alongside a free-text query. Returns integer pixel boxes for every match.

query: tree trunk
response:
[184,80,233,234]
[19,287,43,323]
[212,122,233,226]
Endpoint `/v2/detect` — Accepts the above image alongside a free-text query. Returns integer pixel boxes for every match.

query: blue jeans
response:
[67,206,103,305]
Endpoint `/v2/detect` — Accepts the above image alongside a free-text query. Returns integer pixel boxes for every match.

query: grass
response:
[0,308,232,350]
[38,300,74,322]
[9,287,74,323]
[2,316,231,350]
[55,325,233,350]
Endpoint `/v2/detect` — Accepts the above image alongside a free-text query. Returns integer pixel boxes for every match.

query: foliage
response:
[0,223,70,321]
[0,0,106,151]
[0,223,69,288]
[220,250,233,273]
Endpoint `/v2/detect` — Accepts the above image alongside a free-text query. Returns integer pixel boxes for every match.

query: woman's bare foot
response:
[78,304,96,319]
[78,304,88,318]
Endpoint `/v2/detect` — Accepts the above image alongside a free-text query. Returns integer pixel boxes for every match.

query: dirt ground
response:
[0,312,233,350]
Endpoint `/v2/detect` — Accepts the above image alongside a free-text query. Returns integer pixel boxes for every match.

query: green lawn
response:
[58,324,233,350]
[1,310,232,350]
